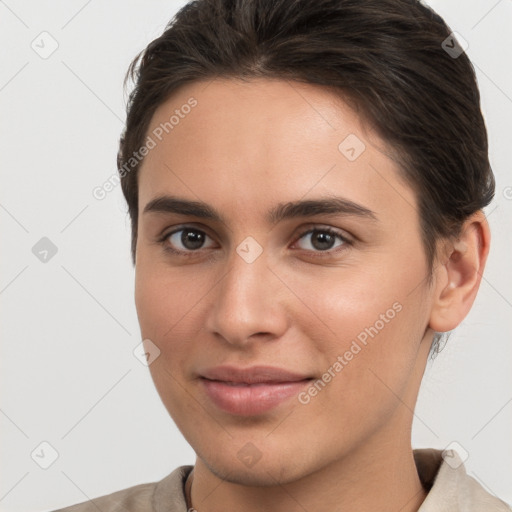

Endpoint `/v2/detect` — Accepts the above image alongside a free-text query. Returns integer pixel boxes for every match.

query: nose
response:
[204,245,289,348]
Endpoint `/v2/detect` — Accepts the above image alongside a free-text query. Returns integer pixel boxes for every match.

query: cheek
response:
[135,261,205,340]
[135,269,166,339]
[282,250,426,343]
[134,266,202,419]
[295,286,408,390]
[134,263,213,406]
[285,252,430,393]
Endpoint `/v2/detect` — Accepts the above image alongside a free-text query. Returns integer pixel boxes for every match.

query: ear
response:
[428,211,491,333]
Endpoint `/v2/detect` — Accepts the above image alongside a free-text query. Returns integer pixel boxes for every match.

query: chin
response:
[203,456,304,487]
[195,438,323,488]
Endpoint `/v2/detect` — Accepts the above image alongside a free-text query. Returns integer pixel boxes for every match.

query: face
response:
[135,78,436,485]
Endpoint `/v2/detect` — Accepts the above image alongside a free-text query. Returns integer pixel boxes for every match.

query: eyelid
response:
[293,223,353,242]
[159,221,216,239]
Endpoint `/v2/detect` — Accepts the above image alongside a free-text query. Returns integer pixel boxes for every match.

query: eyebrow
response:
[142,194,378,225]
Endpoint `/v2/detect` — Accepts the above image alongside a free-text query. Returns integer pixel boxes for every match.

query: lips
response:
[199,365,313,416]
[200,365,311,384]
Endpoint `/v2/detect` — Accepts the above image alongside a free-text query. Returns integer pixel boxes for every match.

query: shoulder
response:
[52,482,156,512]
[49,466,193,512]
[414,448,512,511]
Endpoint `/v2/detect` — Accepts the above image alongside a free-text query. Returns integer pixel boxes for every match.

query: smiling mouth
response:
[199,375,314,416]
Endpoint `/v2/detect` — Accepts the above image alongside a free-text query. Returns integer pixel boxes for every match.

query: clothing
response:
[51,449,511,512]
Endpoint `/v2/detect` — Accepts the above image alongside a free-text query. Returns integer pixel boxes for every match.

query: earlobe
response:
[428,212,491,333]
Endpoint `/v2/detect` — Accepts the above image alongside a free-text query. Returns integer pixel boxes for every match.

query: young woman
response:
[55,0,510,510]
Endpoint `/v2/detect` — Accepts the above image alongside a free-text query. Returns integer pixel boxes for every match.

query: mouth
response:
[198,365,314,416]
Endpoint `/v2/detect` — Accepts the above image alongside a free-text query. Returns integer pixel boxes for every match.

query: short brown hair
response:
[118,0,494,278]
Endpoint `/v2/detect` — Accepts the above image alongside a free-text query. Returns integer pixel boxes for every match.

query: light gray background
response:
[1,1,511,510]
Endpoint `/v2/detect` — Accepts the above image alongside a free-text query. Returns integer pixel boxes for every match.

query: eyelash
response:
[157,225,352,260]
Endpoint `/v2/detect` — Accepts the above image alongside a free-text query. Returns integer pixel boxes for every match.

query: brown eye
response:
[294,228,347,253]
[163,228,215,254]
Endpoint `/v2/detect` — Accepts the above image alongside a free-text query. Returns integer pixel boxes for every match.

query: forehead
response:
[137,78,416,225]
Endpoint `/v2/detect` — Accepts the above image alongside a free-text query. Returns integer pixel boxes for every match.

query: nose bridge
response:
[206,241,285,345]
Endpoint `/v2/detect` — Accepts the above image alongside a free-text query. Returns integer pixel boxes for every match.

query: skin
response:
[134,78,490,512]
